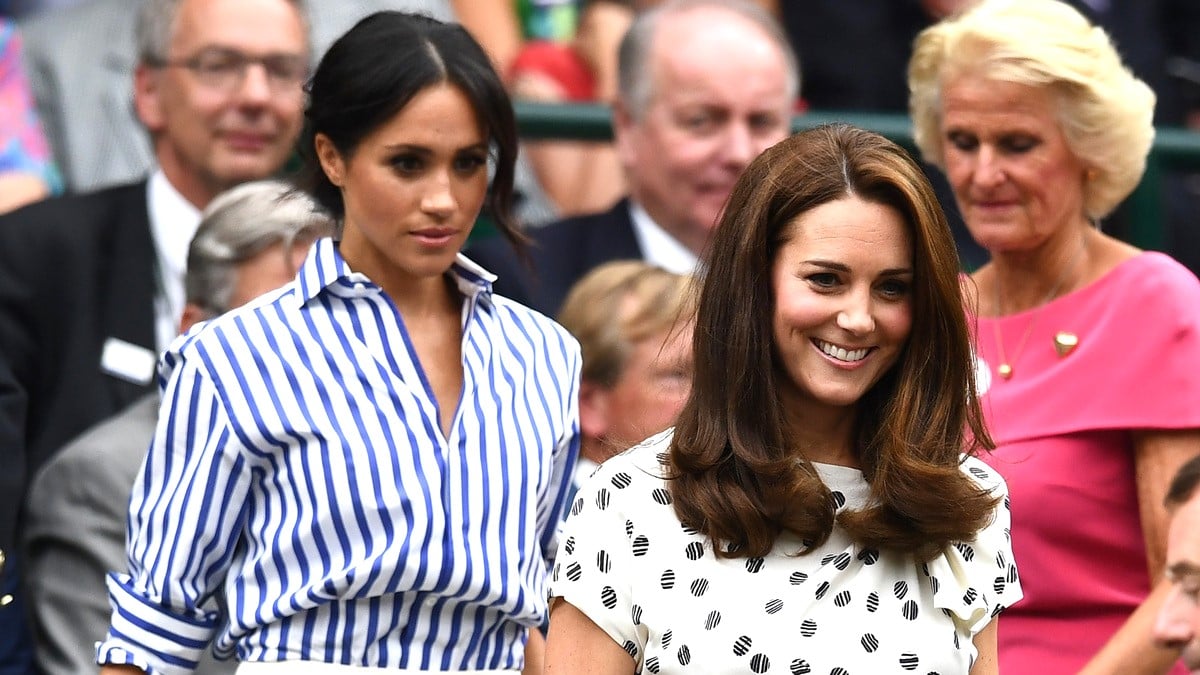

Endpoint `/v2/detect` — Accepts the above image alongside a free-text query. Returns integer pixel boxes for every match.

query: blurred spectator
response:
[466,0,798,316]
[23,180,333,675]
[556,260,693,493]
[16,0,454,193]
[1154,454,1200,672]
[0,0,308,669]
[505,0,633,217]
[0,18,58,214]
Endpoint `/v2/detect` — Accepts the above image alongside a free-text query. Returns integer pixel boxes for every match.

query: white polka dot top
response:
[549,430,1022,674]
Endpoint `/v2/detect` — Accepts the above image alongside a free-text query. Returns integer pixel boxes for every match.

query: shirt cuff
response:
[95,573,218,675]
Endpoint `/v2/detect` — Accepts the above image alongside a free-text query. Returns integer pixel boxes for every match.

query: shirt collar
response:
[295,237,497,306]
[147,169,202,277]
[628,201,700,275]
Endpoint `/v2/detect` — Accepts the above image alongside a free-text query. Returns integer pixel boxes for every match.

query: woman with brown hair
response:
[544,123,1020,674]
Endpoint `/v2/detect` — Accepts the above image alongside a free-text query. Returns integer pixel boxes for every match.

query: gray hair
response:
[187,180,334,316]
[136,0,311,64]
[617,0,800,119]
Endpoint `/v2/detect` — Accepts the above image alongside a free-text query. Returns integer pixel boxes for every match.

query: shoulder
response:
[483,294,582,356]
[0,181,144,231]
[1095,252,1200,318]
[959,453,1009,496]
[164,284,295,370]
[0,183,147,271]
[585,431,673,489]
[27,394,158,512]
[532,203,634,248]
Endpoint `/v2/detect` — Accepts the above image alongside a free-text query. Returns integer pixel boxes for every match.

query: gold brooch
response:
[1053,332,1078,357]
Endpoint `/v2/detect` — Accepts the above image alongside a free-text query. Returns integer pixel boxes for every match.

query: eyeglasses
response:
[148,48,307,93]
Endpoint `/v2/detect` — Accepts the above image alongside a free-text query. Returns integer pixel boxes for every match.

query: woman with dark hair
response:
[545,123,1020,674]
[96,12,580,675]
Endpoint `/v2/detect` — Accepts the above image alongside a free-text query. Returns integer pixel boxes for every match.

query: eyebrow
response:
[804,260,913,276]
[1166,562,1200,581]
[382,143,488,154]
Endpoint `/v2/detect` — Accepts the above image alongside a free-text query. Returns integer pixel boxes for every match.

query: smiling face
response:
[317,83,489,288]
[771,195,914,420]
[939,76,1090,254]
[135,0,307,208]
[615,7,792,255]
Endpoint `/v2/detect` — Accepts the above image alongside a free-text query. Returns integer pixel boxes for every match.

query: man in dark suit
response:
[466,0,799,316]
[0,1,308,671]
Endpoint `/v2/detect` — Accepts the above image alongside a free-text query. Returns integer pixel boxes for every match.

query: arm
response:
[544,599,635,675]
[522,627,545,675]
[1077,429,1199,674]
[96,356,250,673]
[449,1,523,79]
[0,174,48,214]
[970,618,998,675]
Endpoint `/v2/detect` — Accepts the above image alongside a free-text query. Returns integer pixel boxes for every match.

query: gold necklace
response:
[992,235,1088,379]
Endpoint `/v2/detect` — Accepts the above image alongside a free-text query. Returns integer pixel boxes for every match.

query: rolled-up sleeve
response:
[96,351,252,675]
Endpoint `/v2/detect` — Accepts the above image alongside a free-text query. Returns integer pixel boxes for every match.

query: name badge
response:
[100,337,157,385]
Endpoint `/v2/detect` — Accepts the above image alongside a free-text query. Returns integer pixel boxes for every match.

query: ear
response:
[611,98,639,169]
[314,133,346,188]
[133,64,166,132]
[579,380,611,441]
[178,302,211,334]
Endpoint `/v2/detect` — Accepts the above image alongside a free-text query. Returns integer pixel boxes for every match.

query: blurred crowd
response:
[1,1,1200,674]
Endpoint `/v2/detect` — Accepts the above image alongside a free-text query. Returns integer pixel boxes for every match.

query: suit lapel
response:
[97,182,158,404]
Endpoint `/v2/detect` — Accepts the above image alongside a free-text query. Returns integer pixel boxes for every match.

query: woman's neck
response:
[781,401,861,469]
[985,224,1093,315]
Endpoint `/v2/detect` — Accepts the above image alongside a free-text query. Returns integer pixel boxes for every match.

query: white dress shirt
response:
[146,169,201,354]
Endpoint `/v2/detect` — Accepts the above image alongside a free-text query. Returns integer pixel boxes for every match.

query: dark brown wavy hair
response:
[668,123,996,562]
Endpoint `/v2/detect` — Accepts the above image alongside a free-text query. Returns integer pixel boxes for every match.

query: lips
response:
[813,338,871,363]
[412,228,457,246]
[222,131,273,152]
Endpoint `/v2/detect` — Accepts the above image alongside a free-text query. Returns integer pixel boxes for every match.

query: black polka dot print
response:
[547,436,1022,674]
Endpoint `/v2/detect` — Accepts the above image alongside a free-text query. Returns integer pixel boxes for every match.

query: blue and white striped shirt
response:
[96,238,581,675]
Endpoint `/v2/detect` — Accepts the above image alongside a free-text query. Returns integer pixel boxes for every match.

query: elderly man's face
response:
[135,0,308,208]
[615,6,792,257]
[1155,492,1200,672]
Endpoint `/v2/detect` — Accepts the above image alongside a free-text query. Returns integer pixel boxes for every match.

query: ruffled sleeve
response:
[922,455,1022,636]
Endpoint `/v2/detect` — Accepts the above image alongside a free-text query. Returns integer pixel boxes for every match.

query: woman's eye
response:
[947,132,977,152]
[454,154,487,173]
[1000,135,1038,154]
[391,155,423,173]
[807,273,839,289]
[878,279,911,298]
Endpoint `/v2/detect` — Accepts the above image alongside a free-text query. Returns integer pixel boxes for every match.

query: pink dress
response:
[972,252,1200,674]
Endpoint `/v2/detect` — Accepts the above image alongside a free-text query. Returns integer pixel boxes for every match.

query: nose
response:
[721,122,756,170]
[236,63,272,105]
[1154,586,1196,649]
[836,289,875,335]
[971,145,1005,189]
[421,172,456,219]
